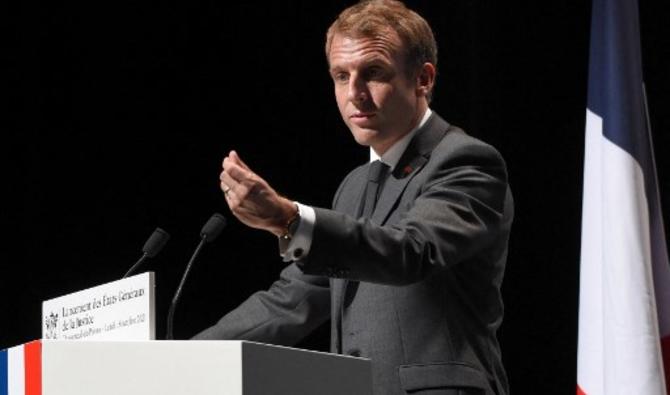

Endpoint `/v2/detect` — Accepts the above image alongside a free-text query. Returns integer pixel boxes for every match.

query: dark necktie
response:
[360,160,390,219]
[341,160,390,321]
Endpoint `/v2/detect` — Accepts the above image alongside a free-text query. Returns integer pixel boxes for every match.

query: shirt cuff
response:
[280,202,315,262]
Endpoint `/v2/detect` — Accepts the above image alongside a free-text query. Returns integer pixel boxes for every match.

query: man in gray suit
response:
[194,1,513,394]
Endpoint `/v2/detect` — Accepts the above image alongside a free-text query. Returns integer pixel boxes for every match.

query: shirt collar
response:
[370,108,432,170]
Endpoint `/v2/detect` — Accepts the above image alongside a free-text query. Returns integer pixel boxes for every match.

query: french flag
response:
[577,0,670,394]
[0,341,41,395]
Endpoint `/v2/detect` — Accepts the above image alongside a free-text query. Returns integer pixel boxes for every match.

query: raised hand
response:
[220,151,297,236]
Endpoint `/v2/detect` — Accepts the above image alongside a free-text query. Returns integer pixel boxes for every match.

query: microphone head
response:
[142,227,170,258]
[200,213,226,243]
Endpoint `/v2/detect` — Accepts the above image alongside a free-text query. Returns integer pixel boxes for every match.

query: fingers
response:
[221,151,265,201]
[221,151,248,216]
[221,151,250,171]
[220,155,237,204]
[221,158,253,191]
[223,154,253,183]
[229,150,251,171]
[226,162,251,182]
[221,172,244,206]
[220,178,233,198]
[222,184,240,207]
[221,170,242,195]
[220,156,262,210]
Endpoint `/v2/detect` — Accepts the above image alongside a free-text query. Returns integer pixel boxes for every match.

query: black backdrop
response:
[3,1,669,393]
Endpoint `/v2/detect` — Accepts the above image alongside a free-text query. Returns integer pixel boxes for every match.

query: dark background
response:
[3,1,669,393]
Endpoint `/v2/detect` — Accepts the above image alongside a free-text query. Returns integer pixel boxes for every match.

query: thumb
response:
[229,150,252,171]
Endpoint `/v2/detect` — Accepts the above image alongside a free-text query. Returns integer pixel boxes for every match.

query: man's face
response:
[328,31,427,155]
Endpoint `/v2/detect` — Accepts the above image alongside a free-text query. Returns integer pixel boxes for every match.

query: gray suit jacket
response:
[194,113,513,395]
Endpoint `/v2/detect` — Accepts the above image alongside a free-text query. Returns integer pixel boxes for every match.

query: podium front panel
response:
[41,340,371,395]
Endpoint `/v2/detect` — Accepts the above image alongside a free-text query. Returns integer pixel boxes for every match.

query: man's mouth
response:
[351,112,375,119]
[350,113,377,127]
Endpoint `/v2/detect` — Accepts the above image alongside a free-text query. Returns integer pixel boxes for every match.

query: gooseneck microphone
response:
[123,227,171,278]
[166,213,226,340]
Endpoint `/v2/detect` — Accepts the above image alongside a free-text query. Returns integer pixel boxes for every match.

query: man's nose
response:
[347,76,368,103]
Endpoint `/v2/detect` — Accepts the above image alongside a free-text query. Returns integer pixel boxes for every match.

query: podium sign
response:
[42,272,155,341]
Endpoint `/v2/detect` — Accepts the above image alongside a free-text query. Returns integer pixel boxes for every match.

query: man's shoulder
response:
[423,116,508,182]
[413,112,489,159]
[429,119,505,166]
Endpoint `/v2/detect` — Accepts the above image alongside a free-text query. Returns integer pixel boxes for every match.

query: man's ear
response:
[416,62,436,97]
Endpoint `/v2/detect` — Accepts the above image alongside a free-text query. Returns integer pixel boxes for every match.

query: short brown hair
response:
[325,0,438,80]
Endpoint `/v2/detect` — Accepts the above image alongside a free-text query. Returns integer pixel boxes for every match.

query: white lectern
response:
[1,276,372,394]
[39,340,371,395]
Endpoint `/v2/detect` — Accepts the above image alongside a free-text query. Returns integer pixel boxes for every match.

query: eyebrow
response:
[329,56,391,73]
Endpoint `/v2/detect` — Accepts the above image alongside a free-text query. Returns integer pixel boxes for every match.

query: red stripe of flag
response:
[24,341,41,395]
[662,335,670,395]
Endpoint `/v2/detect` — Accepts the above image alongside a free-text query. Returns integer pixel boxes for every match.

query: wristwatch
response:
[280,209,301,242]
[279,203,300,241]
[278,204,303,260]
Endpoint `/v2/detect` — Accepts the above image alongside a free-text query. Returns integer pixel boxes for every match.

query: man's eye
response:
[365,67,385,80]
[333,73,349,83]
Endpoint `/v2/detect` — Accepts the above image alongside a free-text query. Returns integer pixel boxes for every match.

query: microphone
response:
[123,228,170,278]
[166,213,226,339]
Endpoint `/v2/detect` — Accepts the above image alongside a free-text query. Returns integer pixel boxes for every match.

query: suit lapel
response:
[371,113,450,225]
[371,154,426,225]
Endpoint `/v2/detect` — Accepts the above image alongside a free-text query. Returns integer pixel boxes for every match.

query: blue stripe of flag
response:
[587,0,651,170]
[0,348,8,395]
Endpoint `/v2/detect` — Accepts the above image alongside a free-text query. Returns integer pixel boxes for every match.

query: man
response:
[194,1,513,394]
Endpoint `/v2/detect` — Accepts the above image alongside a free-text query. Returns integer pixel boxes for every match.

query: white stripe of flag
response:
[7,346,25,395]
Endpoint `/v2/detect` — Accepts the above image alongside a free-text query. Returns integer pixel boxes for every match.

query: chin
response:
[351,129,378,147]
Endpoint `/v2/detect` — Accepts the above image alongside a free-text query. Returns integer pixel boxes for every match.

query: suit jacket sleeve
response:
[191,262,330,344]
[297,136,512,286]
